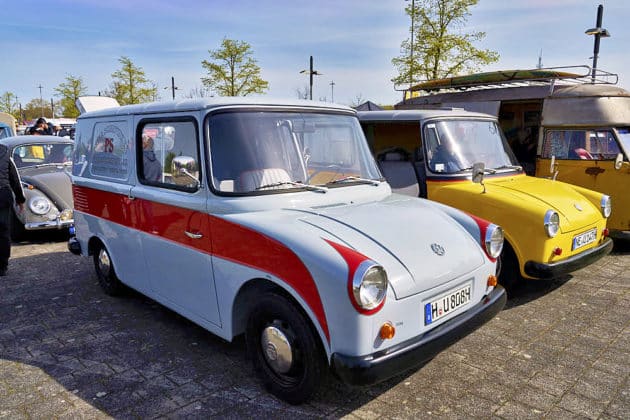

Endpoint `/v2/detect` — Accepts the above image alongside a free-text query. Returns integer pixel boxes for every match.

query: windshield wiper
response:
[454,166,497,174]
[256,181,328,193]
[326,176,381,186]
[494,164,523,171]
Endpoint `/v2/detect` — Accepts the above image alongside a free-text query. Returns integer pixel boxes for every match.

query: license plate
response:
[424,282,472,325]
[572,228,597,250]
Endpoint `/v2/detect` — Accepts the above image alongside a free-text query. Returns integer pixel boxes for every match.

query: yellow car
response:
[359,109,613,287]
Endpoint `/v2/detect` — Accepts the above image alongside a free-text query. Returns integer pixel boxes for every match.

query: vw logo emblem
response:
[574,203,583,211]
[431,243,445,256]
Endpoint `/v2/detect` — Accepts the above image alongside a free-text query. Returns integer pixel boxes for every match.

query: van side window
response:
[138,120,200,191]
[542,129,621,160]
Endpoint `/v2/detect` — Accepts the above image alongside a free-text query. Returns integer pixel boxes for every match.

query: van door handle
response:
[185,231,203,239]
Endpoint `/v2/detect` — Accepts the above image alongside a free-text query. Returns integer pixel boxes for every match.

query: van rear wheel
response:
[246,293,325,405]
[93,244,125,296]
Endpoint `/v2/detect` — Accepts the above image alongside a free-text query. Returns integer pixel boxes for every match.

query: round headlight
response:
[352,262,388,311]
[28,197,52,215]
[484,224,504,259]
[601,195,611,218]
[544,210,560,238]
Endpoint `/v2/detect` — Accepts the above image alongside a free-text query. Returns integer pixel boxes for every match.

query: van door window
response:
[138,120,200,191]
[542,129,621,160]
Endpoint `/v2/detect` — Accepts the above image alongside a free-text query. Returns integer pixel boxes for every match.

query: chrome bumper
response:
[25,219,74,231]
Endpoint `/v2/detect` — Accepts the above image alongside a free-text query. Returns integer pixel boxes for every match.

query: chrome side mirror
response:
[615,152,623,170]
[472,162,486,193]
[550,155,559,181]
[172,156,200,188]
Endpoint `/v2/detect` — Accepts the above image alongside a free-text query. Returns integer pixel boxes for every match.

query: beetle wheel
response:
[246,293,325,405]
[93,243,125,296]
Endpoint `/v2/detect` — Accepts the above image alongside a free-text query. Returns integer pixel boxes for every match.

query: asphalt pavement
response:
[1,233,628,419]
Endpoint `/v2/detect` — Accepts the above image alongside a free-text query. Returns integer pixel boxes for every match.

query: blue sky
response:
[1,0,627,107]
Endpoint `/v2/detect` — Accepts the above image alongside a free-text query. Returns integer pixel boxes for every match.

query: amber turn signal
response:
[487,275,498,287]
[379,322,396,340]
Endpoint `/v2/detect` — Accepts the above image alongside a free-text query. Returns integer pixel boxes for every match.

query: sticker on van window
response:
[91,123,129,179]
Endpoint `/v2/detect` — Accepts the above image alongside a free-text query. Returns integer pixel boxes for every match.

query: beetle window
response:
[138,120,200,192]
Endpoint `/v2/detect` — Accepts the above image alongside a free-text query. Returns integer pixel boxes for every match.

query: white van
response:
[68,97,505,403]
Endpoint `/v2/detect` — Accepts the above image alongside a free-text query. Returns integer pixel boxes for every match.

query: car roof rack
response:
[403,65,619,94]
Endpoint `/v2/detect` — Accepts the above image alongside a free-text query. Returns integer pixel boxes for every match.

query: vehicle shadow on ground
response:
[502,275,572,309]
[0,251,408,417]
[611,239,630,255]
[11,229,70,245]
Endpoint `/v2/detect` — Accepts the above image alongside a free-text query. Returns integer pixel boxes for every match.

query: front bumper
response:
[330,286,506,386]
[524,237,613,279]
[25,218,74,231]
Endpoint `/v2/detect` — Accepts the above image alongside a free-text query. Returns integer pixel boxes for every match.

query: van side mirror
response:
[615,152,623,170]
[172,156,200,188]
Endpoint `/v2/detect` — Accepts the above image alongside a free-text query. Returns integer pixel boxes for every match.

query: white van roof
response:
[76,97,354,119]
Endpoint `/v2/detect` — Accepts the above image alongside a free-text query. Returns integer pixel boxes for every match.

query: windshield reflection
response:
[209,112,382,194]
[424,120,520,174]
[12,143,73,168]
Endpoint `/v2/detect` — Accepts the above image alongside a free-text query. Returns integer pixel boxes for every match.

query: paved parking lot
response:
[1,233,628,419]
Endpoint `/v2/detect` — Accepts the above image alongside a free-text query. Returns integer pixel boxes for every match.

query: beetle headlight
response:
[28,197,52,215]
[544,210,560,238]
[484,224,504,259]
[352,261,388,311]
[601,195,611,218]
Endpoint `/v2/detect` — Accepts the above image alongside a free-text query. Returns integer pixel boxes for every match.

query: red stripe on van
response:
[72,185,330,341]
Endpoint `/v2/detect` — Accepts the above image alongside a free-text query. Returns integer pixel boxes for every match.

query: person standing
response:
[0,144,25,276]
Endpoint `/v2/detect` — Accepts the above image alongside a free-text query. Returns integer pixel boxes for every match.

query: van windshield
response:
[208,111,382,193]
[424,119,520,174]
[616,128,630,158]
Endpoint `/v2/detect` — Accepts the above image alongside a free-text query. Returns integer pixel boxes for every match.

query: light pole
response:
[585,4,610,82]
[329,80,335,103]
[164,76,179,100]
[405,0,415,89]
[300,56,322,100]
[37,84,43,117]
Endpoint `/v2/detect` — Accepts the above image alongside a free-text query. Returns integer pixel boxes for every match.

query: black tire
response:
[246,293,326,405]
[93,243,125,296]
[497,241,521,293]
[10,210,25,242]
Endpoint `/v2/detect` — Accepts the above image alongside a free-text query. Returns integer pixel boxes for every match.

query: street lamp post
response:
[585,4,610,82]
[164,76,179,100]
[330,80,335,103]
[300,56,322,100]
[405,0,415,89]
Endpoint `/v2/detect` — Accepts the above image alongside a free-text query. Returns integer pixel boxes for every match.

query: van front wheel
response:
[93,244,125,296]
[246,293,325,405]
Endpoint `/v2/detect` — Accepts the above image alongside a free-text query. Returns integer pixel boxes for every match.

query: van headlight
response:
[601,195,611,218]
[544,210,560,238]
[29,197,52,215]
[484,224,504,259]
[351,262,388,312]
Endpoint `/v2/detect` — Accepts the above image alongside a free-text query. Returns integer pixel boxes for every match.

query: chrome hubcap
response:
[98,249,111,276]
[261,325,293,374]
